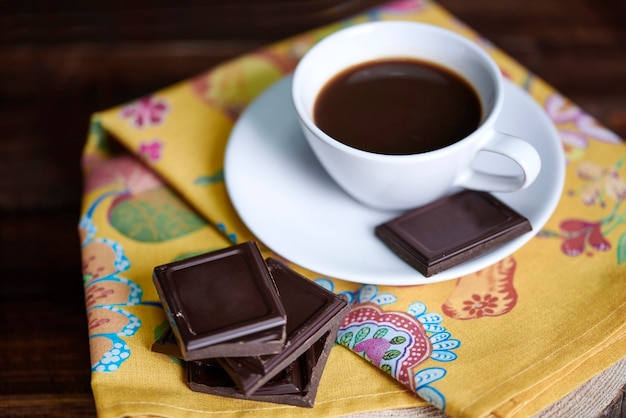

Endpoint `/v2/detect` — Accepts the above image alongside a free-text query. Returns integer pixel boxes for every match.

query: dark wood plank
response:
[439,0,626,138]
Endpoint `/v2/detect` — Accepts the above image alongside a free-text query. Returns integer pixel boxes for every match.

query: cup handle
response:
[455,132,542,192]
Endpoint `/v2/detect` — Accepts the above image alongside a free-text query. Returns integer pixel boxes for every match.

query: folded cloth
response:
[79,0,626,417]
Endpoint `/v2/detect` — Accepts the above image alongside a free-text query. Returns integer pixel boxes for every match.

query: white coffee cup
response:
[292,21,541,211]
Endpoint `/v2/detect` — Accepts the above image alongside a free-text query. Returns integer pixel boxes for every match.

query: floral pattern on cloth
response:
[80,216,141,372]
[338,302,459,410]
[442,256,518,319]
[120,95,170,129]
[317,282,459,410]
[83,152,208,243]
[539,157,626,263]
[544,94,622,164]
[138,139,164,162]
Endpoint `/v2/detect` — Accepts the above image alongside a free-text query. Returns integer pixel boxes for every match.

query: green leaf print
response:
[89,118,112,153]
[339,332,353,347]
[617,232,626,265]
[355,327,371,344]
[194,170,224,185]
[390,336,407,345]
[380,364,393,375]
[110,188,207,242]
[382,350,401,361]
[373,328,389,339]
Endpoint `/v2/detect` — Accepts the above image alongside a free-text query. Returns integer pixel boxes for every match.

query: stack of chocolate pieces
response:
[151,241,350,408]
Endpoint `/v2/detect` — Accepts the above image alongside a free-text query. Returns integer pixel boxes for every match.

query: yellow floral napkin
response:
[79,0,626,417]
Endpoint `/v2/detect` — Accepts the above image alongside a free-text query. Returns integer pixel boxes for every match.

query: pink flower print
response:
[339,303,432,391]
[120,96,170,129]
[560,131,588,150]
[461,293,499,318]
[544,94,588,163]
[544,94,621,165]
[576,114,621,144]
[83,155,163,195]
[139,139,163,162]
[560,220,611,256]
[354,338,392,366]
[545,94,583,124]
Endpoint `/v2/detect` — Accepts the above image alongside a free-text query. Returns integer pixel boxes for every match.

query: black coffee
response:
[314,58,482,155]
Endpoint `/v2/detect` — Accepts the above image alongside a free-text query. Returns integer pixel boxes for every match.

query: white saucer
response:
[224,75,565,285]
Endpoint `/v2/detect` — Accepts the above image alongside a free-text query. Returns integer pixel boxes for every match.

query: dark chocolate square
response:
[375,190,532,277]
[188,355,304,397]
[151,324,285,360]
[152,242,286,359]
[188,331,332,407]
[218,258,350,396]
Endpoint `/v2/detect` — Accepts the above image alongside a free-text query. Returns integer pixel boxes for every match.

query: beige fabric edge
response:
[340,356,626,418]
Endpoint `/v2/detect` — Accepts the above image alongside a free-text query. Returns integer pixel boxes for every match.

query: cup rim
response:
[292,20,504,161]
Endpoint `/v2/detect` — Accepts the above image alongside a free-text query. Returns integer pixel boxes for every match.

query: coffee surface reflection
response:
[314,58,481,155]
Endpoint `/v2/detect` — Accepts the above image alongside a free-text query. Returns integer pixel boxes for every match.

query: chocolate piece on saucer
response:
[375,190,532,277]
[218,258,350,396]
[152,242,286,360]
[187,335,329,407]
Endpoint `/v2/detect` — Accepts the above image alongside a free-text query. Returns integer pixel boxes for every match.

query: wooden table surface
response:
[0,1,624,417]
